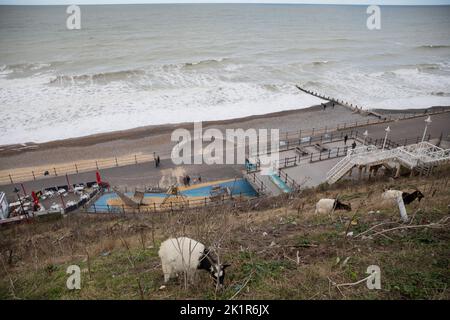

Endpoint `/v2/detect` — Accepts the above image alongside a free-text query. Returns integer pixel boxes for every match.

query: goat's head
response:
[209,263,231,287]
[343,203,352,211]
[415,190,424,202]
[336,200,352,211]
[202,249,231,287]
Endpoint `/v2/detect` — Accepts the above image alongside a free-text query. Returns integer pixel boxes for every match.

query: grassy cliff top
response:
[1,166,449,300]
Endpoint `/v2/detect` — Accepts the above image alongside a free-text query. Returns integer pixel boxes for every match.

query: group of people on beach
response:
[182,175,202,186]
[182,175,191,186]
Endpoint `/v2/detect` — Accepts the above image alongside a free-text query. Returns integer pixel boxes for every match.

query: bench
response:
[314,143,329,152]
[295,146,308,156]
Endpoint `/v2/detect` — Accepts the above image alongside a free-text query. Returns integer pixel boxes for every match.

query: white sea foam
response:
[1,60,450,144]
[0,74,325,144]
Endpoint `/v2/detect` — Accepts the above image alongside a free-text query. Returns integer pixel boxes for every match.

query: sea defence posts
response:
[295,85,385,119]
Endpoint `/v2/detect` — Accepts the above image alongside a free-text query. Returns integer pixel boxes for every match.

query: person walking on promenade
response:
[351,141,357,150]
[157,156,160,167]
[344,134,348,145]
[186,175,191,186]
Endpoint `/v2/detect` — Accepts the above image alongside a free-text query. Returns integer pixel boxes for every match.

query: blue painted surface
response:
[269,174,292,193]
[89,178,257,213]
[181,179,257,197]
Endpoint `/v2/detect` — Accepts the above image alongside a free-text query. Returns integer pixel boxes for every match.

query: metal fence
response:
[277,169,300,190]
[0,153,155,185]
[248,133,433,174]
[80,191,255,214]
[278,107,449,142]
[245,171,267,194]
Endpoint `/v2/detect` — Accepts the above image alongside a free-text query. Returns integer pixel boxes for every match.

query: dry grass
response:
[1,166,449,300]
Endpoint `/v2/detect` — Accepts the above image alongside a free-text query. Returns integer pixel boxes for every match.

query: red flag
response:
[96,171,102,184]
[31,191,39,205]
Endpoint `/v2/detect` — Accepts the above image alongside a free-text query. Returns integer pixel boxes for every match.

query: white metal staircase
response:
[326,142,450,184]
[326,157,355,185]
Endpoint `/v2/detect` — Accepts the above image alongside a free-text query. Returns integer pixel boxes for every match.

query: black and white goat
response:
[158,237,230,286]
[315,198,352,214]
[381,189,424,205]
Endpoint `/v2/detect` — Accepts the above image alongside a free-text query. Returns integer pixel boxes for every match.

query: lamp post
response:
[13,187,25,216]
[382,126,390,151]
[421,116,432,143]
[363,130,368,145]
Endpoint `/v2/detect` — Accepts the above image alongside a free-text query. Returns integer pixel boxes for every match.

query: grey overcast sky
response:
[1,0,449,5]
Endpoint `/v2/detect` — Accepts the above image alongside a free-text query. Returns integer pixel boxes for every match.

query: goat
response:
[315,198,351,215]
[381,189,424,205]
[158,237,230,286]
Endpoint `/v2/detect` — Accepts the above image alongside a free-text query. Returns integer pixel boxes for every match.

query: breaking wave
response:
[48,58,231,86]
[182,58,229,68]
[1,62,52,73]
[416,45,450,50]
[431,91,450,97]
[0,62,55,78]
[49,69,146,85]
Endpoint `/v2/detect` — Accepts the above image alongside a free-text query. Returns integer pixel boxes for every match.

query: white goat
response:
[158,237,230,286]
[315,198,351,214]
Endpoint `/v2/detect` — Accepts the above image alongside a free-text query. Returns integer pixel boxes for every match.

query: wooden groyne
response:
[295,85,385,119]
